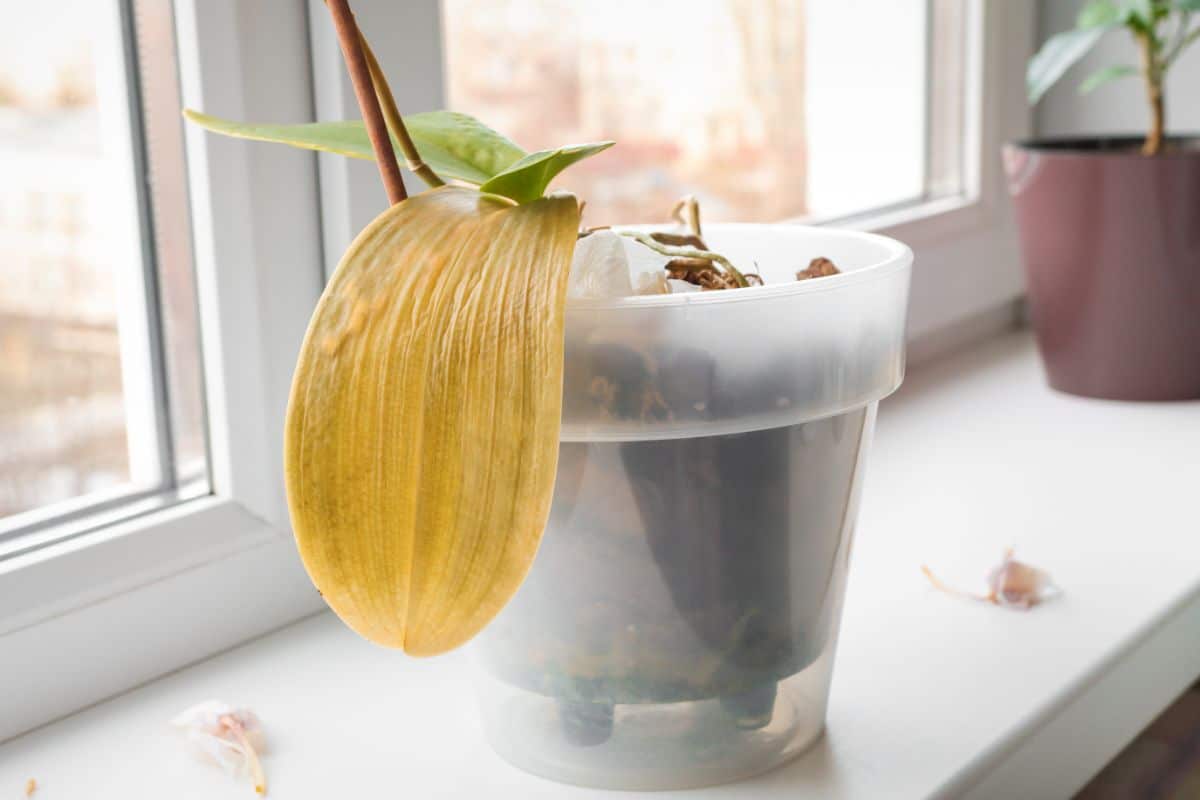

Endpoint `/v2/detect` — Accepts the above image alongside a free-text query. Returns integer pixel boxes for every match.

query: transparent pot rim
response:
[564,223,914,311]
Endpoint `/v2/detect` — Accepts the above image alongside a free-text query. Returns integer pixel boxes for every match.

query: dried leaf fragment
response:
[666,260,739,290]
[797,256,840,281]
[922,549,1058,610]
[171,701,267,795]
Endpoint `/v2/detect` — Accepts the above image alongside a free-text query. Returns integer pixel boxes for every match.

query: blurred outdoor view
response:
[443,0,928,228]
[0,0,203,526]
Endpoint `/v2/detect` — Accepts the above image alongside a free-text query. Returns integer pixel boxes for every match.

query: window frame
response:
[871,0,1034,343]
[0,0,326,741]
[0,0,1036,742]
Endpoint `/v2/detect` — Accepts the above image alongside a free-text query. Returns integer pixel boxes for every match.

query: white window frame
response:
[873,0,1036,347]
[0,0,326,741]
[0,0,1036,742]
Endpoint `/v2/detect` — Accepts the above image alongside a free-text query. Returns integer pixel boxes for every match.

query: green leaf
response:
[1124,0,1156,26]
[1078,64,1139,92]
[184,110,374,157]
[1175,0,1200,10]
[405,111,527,184]
[182,109,526,185]
[1078,0,1125,28]
[478,141,615,204]
[1027,26,1111,103]
[1128,0,1153,17]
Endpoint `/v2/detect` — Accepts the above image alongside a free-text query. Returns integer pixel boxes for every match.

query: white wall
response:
[1037,1,1200,137]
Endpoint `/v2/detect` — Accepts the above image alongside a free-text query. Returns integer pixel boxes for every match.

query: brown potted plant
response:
[1005,0,1200,400]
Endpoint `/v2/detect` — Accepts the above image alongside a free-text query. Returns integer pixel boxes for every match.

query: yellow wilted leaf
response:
[285,185,579,655]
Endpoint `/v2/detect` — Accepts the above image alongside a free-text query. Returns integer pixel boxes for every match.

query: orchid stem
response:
[358,33,445,188]
[326,0,407,204]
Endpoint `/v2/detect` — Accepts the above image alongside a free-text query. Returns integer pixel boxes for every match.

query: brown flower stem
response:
[358,33,444,188]
[326,0,407,203]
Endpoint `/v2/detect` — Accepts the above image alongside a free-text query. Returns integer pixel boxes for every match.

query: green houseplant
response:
[1006,0,1200,400]
[1028,0,1200,154]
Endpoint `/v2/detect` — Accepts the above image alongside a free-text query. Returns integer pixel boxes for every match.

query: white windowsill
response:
[4,329,1198,799]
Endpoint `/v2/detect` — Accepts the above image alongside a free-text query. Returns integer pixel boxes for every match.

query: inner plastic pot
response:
[473,224,911,791]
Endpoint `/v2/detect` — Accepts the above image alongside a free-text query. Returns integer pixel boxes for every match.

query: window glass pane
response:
[442,0,939,227]
[0,0,207,534]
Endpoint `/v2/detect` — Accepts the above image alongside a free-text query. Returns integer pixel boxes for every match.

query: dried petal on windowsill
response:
[921,549,1058,610]
[171,701,268,796]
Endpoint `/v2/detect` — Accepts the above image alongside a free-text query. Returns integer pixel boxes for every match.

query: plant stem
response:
[1164,11,1193,65]
[326,0,407,203]
[358,33,445,188]
[1145,83,1165,156]
[1169,25,1200,67]
[1136,31,1165,156]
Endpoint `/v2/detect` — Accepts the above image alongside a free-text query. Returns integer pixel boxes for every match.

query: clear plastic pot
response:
[473,224,912,790]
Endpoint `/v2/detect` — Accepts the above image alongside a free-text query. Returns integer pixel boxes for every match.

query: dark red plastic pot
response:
[1003,137,1200,401]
